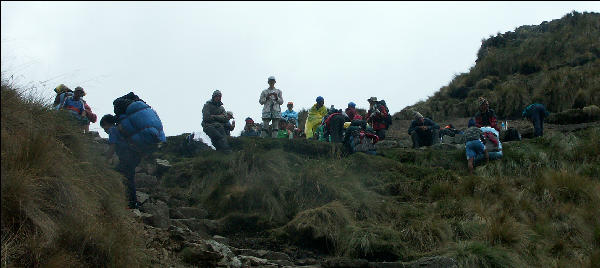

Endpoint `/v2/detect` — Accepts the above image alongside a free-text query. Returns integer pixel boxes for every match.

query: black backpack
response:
[113,92,145,116]
[378,100,393,129]
[502,128,522,142]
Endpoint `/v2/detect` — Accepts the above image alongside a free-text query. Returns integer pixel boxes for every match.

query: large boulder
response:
[170,207,208,219]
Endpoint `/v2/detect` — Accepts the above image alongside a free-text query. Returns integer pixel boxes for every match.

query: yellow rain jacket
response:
[304,103,328,139]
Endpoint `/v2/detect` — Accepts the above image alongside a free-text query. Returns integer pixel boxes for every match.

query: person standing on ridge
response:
[259,76,284,138]
[305,96,328,139]
[365,97,390,140]
[202,90,232,153]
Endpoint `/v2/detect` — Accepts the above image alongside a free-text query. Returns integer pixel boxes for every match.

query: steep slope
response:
[399,11,600,120]
[1,81,145,267]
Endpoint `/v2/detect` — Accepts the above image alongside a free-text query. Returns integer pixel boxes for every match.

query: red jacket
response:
[475,109,499,132]
[365,104,388,131]
[84,103,97,123]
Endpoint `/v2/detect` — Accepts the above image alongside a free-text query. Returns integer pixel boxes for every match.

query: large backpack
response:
[464,127,482,142]
[378,100,393,129]
[501,127,522,142]
[113,95,165,152]
[113,92,145,116]
[344,126,378,154]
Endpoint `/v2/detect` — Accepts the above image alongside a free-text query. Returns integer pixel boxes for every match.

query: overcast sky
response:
[2,1,599,140]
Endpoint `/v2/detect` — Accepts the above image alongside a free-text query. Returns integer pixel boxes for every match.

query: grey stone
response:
[369,262,407,268]
[135,173,158,188]
[406,256,458,268]
[140,200,170,229]
[172,207,208,219]
[323,258,369,268]
[136,191,150,204]
[239,255,268,266]
[269,259,295,266]
[172,219,220,235]
[212,235,229,244]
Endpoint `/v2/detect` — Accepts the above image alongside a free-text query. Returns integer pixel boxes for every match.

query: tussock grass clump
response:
[1,80,144,266]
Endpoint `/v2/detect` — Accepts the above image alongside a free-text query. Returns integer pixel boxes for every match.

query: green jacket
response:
[202,100,228,128]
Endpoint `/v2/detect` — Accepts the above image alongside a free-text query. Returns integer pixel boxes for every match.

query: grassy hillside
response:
[156,127,600,267]
[399,11,600,120]
[1,80,145,267]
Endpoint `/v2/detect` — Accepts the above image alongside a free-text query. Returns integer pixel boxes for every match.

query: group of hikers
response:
[407,96,549,174]
[203,76,393,155]
[53,77,550,208]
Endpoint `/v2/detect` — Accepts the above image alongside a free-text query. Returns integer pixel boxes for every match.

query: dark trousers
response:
[531,105,546,137]
[327,115,346,143]
[411,128,439,148]
[116,146,142,209]
[204,125,231,152]
[376,129,386,140]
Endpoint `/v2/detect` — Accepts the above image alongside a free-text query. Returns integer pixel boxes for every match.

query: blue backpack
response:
[117,101,166,152]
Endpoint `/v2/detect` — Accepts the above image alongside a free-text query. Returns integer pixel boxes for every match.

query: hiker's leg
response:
[262,119,271,138]
[468,158,474,174]
[204,126,224,151]
[215,126,231,152]
[431,128,440,145]
[376,129,386,141]
[532,112,542,137]
[117,147,140,208]
[331,116,345,143]
[538,106,546,136]
[411,132,420,148]
[271,118,280,138]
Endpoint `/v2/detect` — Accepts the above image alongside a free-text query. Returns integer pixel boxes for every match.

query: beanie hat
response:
[348,102,356,108]
[414,111,424,120]
[316,96,324,103]
[212,90,222,97]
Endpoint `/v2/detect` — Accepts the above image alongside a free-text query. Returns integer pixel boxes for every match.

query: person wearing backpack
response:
[53,84,73,109]
[408,112,440,148]
[202,90,232,153]
[101,114,142,209]
[323,108,347,143]
[57,86,92,132]
[522,103,550,137]
[259,76,284,138]
[365,97,390,140]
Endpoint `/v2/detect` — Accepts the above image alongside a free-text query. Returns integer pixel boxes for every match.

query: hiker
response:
[53,84,72,109]
[75,87,97,132]
[408,112,440,148]
[224,111,235,136]
[305,96,328,139]
[101,114,141,209]
[202,90,232,153]
[343,119,379,155]
[345,102,363,121]
[276,119,294,139]
[240,117,261,137]
[481,127,503,161]
[365,97,390,140]
[323,109,347,143]
[57,86,93,132]
[522,103,550,137]
[464,126,488,175]
[101,91,166,209]
[259,76,284,138]
[281,102,298,127]
[474,97,500,132]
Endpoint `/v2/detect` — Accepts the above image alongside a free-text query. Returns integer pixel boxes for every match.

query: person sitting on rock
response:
[281,101,298,127]
[522,103,549,137]
[224,111,235,136]
[408,112,440,149]
[305,96,328,139]
[202,90,232,153]
[474,97,500,132]
[240,117,260,137]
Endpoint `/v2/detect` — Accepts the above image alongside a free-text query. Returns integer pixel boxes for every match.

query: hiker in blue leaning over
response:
[522,103,549,137]
[101,92,166,209]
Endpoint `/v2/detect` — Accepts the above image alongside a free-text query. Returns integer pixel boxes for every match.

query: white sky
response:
[2,1,599,139]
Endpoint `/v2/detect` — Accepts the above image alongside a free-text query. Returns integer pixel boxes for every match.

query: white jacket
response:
[259,87,283,119]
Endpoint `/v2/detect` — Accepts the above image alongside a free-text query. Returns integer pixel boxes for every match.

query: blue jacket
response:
[281,109,298,125]
[117,101,166,152]
[522,103,549,118]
